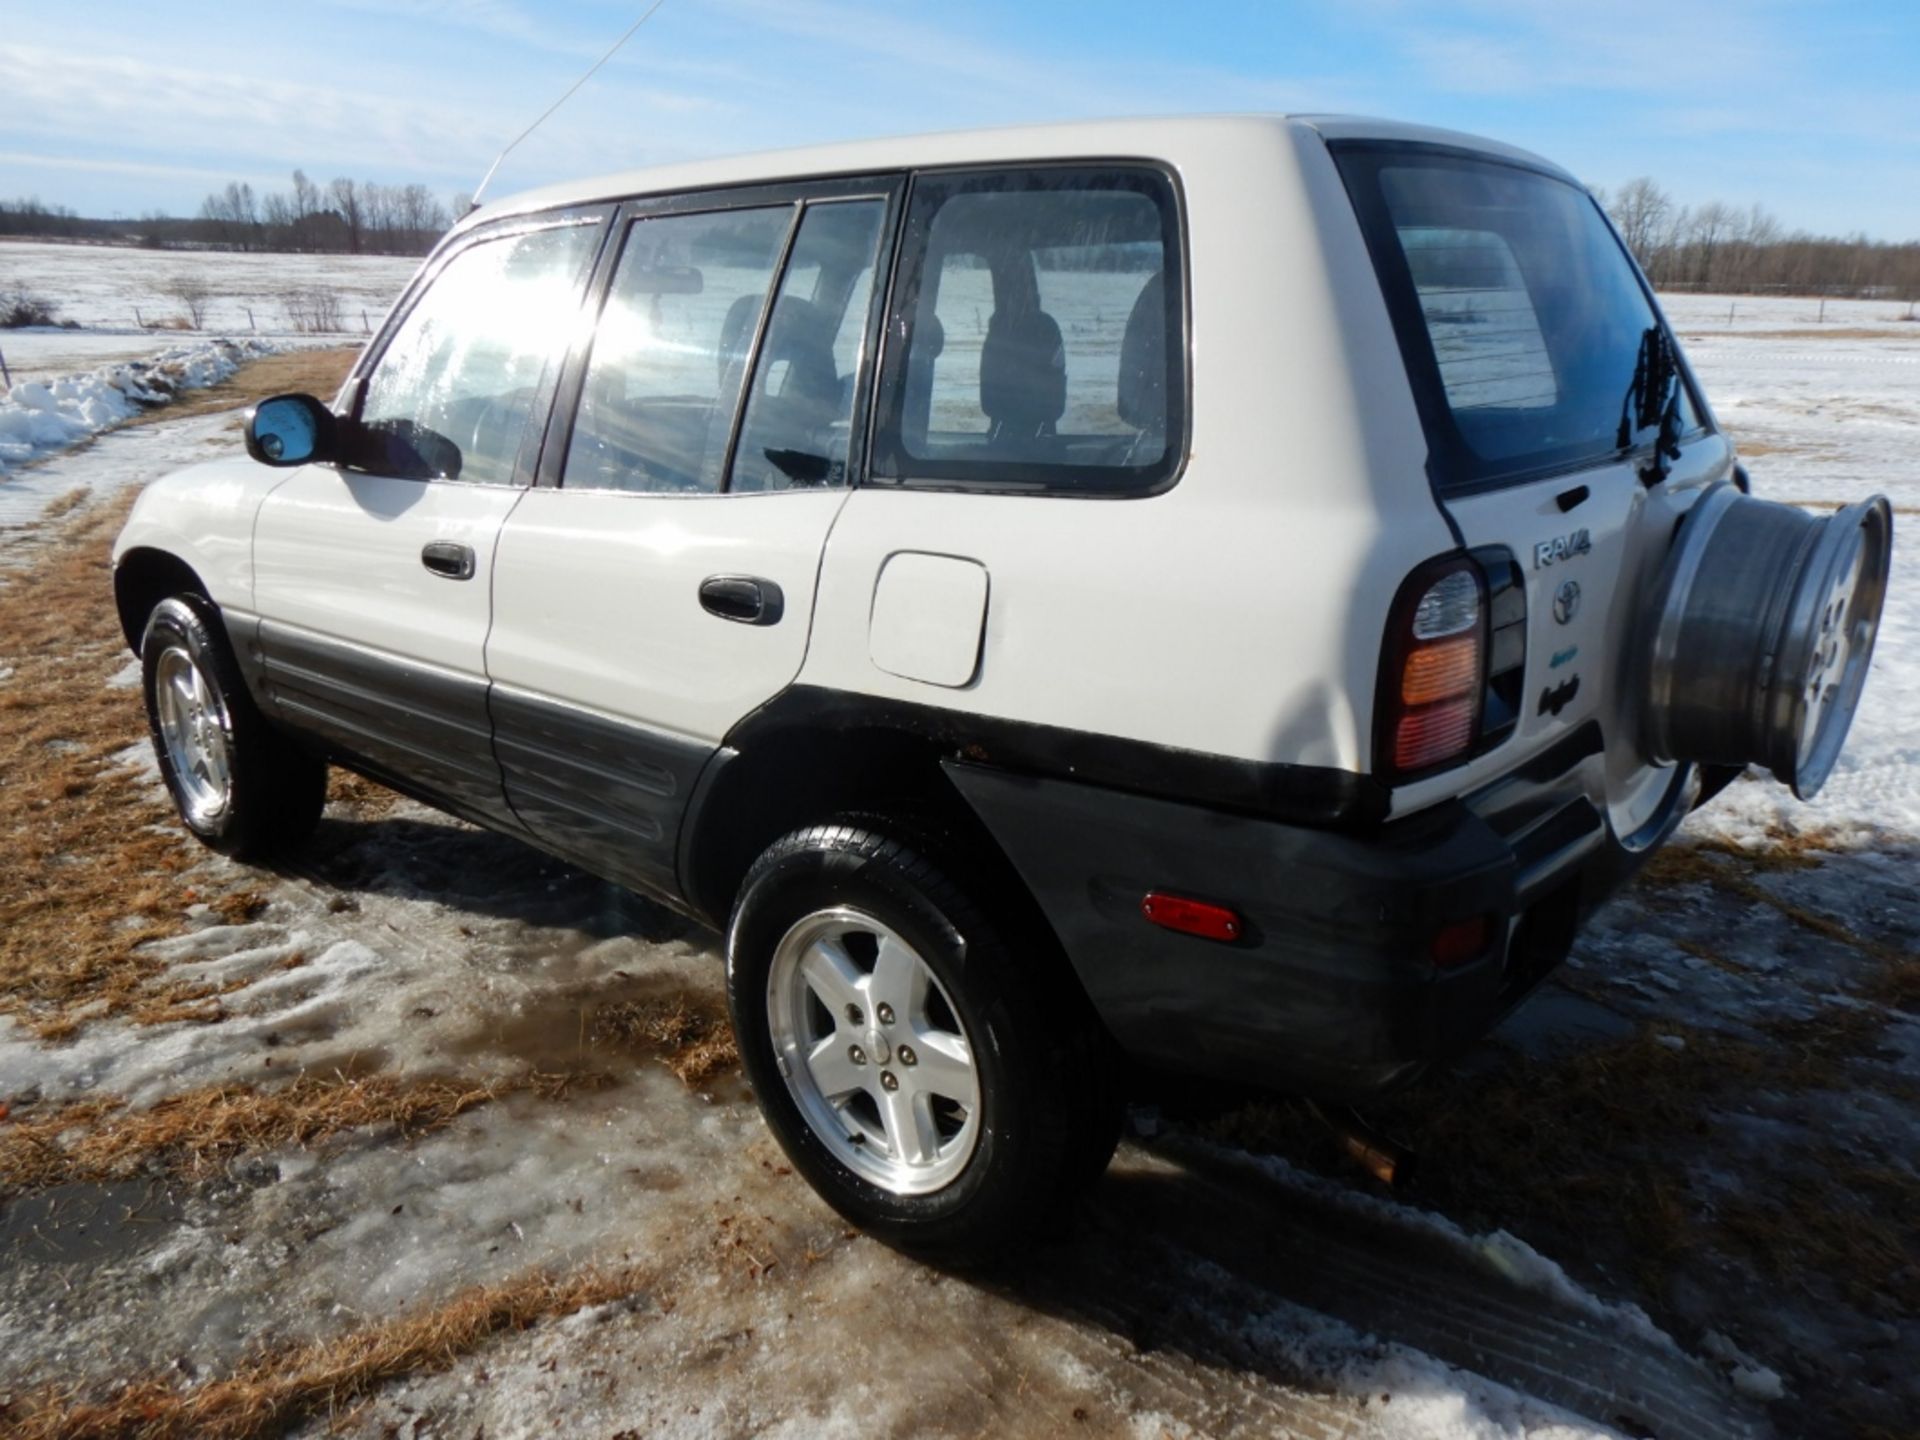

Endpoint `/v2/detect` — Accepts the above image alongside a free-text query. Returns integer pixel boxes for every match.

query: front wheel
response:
[726,822,1120,1260]
[140,594,326,859]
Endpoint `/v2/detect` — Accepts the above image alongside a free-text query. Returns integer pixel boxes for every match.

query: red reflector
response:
[1431,915,1492,967]
[1141,892,1242,942]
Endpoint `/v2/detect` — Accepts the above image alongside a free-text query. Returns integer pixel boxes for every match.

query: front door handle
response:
[699,574,784,626]
[421,540,476,580]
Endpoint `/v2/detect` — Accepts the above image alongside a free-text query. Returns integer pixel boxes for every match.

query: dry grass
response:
[0,348,359,1043]
[0,1070,610,1192]
[130,346,358,427]
[590,996,738,1086]
[2,1261,650,1440]
[1715,1156,1920,1315]
[0,494,196,1039]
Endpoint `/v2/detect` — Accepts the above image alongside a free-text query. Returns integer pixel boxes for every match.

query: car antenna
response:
[469,0,672,212]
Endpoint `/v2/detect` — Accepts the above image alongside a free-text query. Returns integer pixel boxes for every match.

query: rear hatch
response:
[1328,138,1733,833]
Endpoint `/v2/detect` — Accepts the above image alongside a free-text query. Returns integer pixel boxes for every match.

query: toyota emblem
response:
[1553,579,1581,625]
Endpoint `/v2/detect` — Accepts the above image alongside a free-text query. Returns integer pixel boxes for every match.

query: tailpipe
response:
[1308,1102,1416,1189]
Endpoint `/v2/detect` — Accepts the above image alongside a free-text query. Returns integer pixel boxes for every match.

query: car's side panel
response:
[111,458,285,615]
[487,488,853,748]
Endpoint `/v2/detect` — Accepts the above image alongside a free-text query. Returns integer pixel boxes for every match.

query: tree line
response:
[194,173,464,256]
[0,171,468,257]
[1598,177,1920,299]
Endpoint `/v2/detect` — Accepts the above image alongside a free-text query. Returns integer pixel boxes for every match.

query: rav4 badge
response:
[1533,529,1592,568]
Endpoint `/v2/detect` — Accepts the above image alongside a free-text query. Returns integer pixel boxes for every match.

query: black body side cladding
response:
[249,621,520,832]
[490,686,712,900]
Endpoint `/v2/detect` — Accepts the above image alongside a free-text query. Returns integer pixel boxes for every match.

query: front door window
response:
[350,223,600,484]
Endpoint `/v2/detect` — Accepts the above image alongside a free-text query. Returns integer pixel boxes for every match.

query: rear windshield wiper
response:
[1615,324,1684,486]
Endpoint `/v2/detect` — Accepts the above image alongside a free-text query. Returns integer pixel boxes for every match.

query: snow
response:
[1701,1332,1788,1403]
[0,336,276,473]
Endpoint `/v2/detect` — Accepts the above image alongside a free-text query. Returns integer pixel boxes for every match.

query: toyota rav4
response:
[112,116,1893,1256]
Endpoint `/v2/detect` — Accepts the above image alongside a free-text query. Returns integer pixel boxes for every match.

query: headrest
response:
[754,296,839,407]
[1117,272,1166,431]
[979,308,1065,434]
[717,292,763,387]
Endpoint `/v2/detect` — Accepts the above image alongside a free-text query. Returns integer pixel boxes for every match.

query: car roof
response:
[472,113,1575,223]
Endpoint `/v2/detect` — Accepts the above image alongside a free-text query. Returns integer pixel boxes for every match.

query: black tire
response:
[140,593,326,859]
[726,820,1121,1261]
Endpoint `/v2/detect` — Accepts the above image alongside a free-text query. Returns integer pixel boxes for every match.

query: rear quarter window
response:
[870,165,1185,496]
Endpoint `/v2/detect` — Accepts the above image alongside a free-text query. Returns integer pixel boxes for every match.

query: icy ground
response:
[0,303,1914,1438]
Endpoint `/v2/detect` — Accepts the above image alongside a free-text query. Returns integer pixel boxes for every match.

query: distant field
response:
[0,239,419,338]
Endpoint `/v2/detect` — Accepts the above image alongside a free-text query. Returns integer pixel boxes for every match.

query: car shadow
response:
[970,1147,1766,1440]
[269,810,697,946]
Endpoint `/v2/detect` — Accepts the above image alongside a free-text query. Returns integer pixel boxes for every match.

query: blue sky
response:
[2,0,1916,237]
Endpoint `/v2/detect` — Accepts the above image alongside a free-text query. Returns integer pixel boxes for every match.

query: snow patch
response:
[0,337,275,473]
[1701,1330,1788,1402]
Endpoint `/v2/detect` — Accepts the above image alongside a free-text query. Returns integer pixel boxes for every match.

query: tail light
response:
[1377,552,1525,781]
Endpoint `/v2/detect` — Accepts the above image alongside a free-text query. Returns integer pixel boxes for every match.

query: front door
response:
[485,184,896,898]
[248,216,604,827]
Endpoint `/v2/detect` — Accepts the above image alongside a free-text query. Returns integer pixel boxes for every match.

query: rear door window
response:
[1333,144,1703,494]
[730,198,888,492]
[871,166,1185,494]
[562,206,793,494]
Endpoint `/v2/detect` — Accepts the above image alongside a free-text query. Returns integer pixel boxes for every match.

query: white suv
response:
[113,116,1892,1255]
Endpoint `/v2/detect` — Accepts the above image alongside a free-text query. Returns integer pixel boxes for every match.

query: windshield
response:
[1332,142,1701,494]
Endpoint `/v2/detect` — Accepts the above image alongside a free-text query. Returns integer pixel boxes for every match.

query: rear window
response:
[870,166,1185,495]
[1333,143,1702,494]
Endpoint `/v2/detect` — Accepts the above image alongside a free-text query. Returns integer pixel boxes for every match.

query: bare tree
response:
[291,169,321,249]
[1607,177,1671,266]
[164,274,214,329]
[328,177,365,255]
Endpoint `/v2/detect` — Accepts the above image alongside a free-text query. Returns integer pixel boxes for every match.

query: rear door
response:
[484,179,898,898]
[248,214,604,827]
[1331,143,1734,833]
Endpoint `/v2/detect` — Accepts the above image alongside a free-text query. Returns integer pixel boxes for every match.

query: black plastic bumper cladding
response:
[942,759,1523,1100]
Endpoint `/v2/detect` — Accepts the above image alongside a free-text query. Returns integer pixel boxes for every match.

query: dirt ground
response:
[0,351,1914,1440]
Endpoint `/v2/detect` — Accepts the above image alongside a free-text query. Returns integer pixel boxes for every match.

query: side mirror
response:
[245,394,336,467]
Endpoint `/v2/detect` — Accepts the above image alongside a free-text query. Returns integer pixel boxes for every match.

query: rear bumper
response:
[945,724,1695,1100]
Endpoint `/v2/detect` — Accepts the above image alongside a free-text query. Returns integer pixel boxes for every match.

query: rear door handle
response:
[421,540,476,580]
[699,574,783,626]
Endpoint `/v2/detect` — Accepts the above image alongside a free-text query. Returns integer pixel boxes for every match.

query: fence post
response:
[1818,297,1827,323]
[362,309,371,335]
[0,347,11,390]
[1727,301,1735,325]
[134,306,145,329]
[246,306,256,332]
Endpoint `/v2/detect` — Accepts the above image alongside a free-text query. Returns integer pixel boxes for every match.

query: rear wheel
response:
[727,821,1120,1259]
[141,594,326,859]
